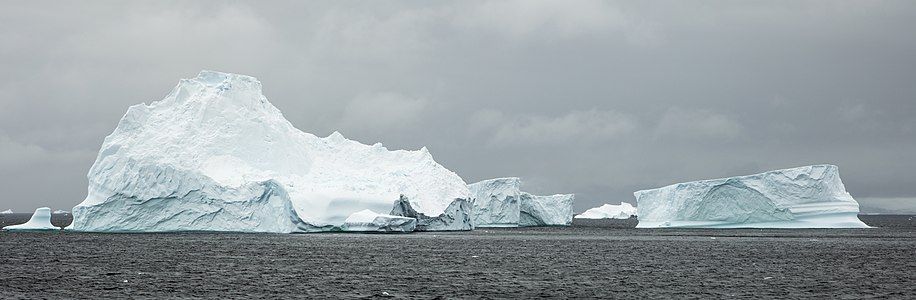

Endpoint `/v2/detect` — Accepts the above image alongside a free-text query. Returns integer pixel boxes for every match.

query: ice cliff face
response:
[634,165,868,228]
[467,178,522,227]
[575,203,637,219]
[3,207,58,231]
[390,195,474,231]
[469,178,573,227]
[519,194,574,226]
[69,70,471,232]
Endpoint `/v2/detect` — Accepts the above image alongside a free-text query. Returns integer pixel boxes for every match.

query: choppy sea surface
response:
[1,214,914,299]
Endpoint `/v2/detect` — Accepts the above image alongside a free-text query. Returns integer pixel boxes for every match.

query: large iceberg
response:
[634,165,869,228]
[69,71,472,233]
[3,207,58,230]
[575,202,637,219]
[469,178,574,227]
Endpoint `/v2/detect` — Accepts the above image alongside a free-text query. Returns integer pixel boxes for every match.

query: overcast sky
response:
[1,1,915,213]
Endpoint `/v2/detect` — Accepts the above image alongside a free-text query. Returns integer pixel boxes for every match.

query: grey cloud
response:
[654,107,744,140]
[471,109,637,146]
[1,1,915,213]
[339,92,431,134]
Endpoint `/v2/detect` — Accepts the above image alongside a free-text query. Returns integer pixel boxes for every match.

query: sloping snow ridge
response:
[0,209,12,214]
[575,203,637,219]
[469,178,574,227]
[634,165,869,228]
[69,70,471,233]
[3,207,58,230]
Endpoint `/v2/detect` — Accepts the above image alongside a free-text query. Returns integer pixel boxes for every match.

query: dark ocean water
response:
[1,214,914,299]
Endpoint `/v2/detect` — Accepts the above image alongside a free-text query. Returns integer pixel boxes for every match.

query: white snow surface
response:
[634,165,869,228]
[3,207,58,230]
[575,203,637,219]
[468,178,522,227]
[0,209,12,214]
[69,70,471,232]
[469,178,573,227]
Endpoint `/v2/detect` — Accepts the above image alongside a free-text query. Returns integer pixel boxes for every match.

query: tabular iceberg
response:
[3,207,58,230]
[69,70,472,233]
[575,202,637,219]
[634,165,869,228]
[469,178,574,227]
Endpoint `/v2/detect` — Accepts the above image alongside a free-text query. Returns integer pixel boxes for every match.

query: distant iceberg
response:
[469,178,574,227]
[0,209,12,214]
[634,165,869,228]
[575,203,637,219]
[69,71,472,233]
[53,210,70,214]
[3,207,58,230]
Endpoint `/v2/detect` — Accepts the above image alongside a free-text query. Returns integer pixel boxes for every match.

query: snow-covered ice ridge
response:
[634,165,868,228]
[69,71,472,233]
[3,207,58,231]
[469,178,573,227]
[575,203,637,219]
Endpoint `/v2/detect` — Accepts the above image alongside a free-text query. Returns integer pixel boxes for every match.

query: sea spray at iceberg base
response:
[634,165,869,228]
[469,178,574,227]
[69,71,472,233]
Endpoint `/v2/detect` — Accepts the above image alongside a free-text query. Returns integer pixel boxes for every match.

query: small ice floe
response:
[471,255,479,258]
[2,207,58,231]
[763,277,773,280]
